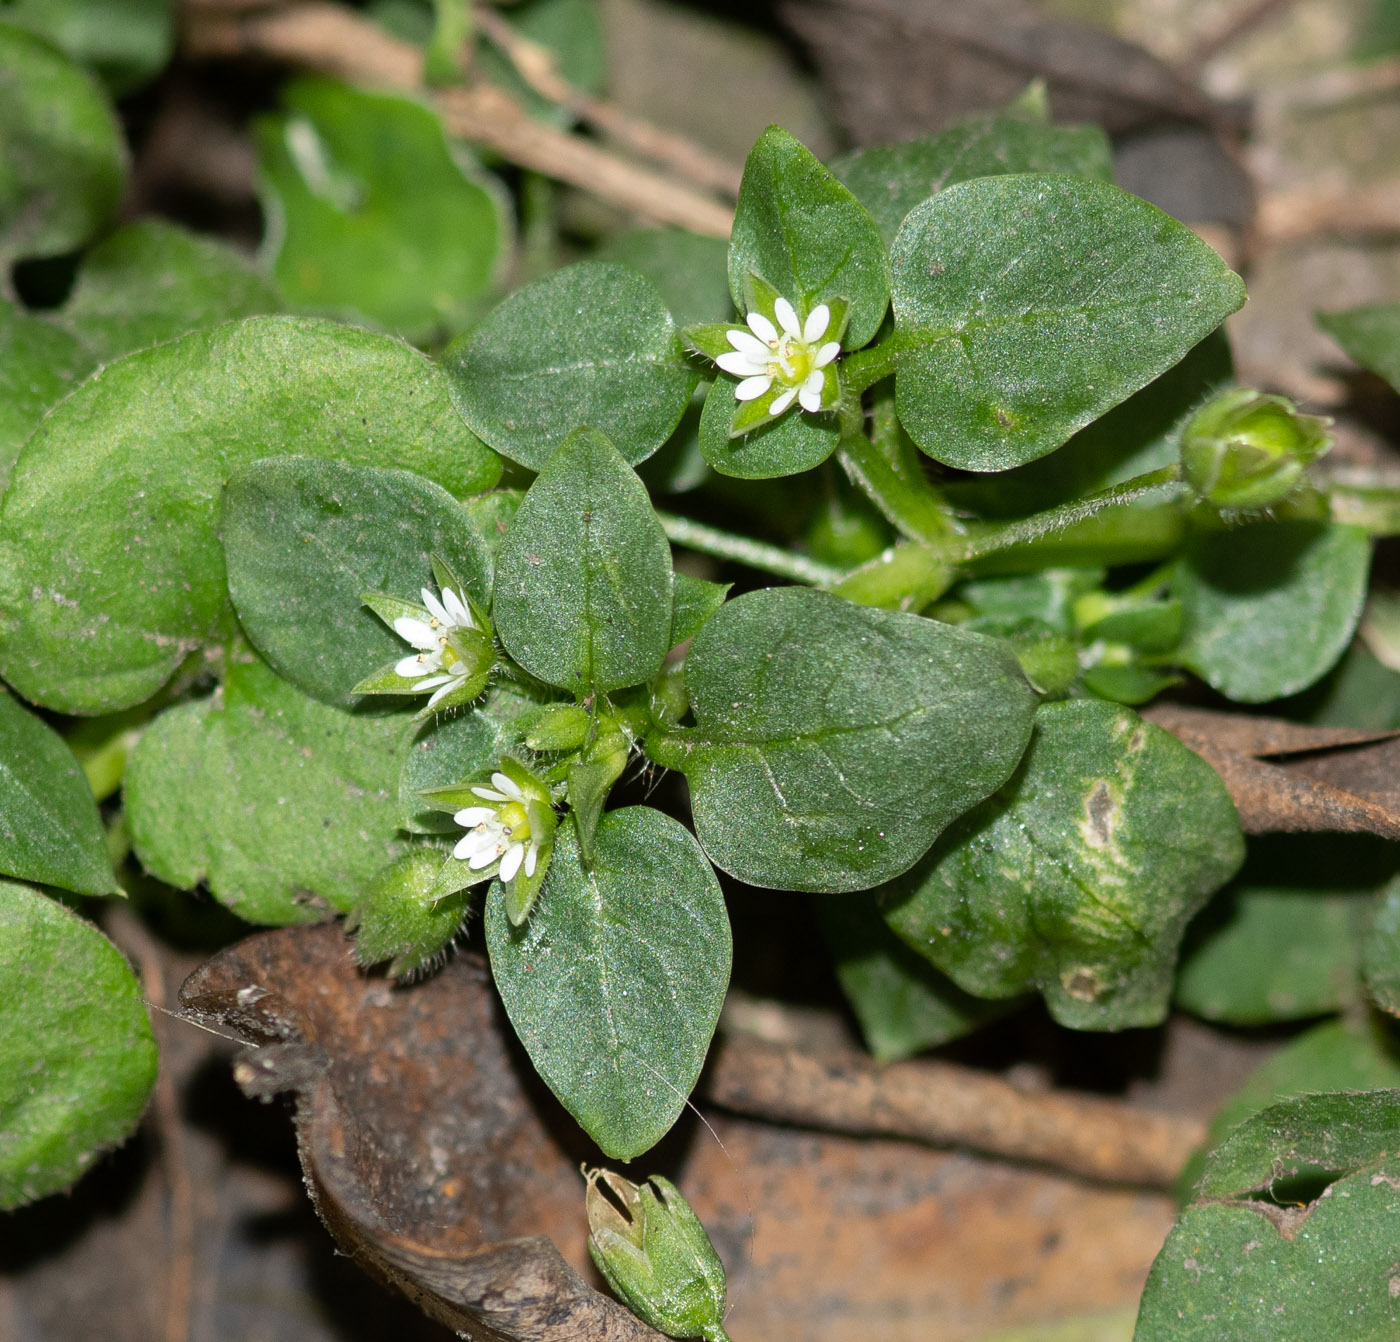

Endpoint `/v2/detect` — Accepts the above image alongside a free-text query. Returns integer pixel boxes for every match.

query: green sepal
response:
[526,703,592,752]
[360,591,430,628]
[569,751,627,867]
[349,849,468,979]
[741,271,783,327]
[683,322,742,361]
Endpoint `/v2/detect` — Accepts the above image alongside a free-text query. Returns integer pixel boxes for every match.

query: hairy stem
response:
[656,510,846,587]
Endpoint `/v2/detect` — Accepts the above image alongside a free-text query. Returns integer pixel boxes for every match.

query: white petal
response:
[798,383,823,414]
[426,681,458,708]
[455,807,496,826]
[499,843,524,883]
[467,846,500,870]
[803,304,830,342]
[491,771,525,799]
[814,340,841,368]
[734,374,772,402]
[394,617,437,650]
[421,589,450,624]
[774,297,801,338]
[395,654,429,678]
[453,834,477,860]
[726,329,770,359]
[441,588,473,627]
[412,675,452,691]
[524,844,538,877]
[459,828,499,858]
[471,786,508,801]
[745,311,778,344]
[715,350,768,377]
[770,387,797,414]
[803,369,826,395]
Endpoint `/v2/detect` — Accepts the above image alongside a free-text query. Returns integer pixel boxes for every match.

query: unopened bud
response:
[1181,388,1331,510]
[585,1168,731,1341]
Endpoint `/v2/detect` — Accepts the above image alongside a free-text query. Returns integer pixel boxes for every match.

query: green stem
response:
[956,465,1184,561]
[840,338,900,395]
[655,510,846,587]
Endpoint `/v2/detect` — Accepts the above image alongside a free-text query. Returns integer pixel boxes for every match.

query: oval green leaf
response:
[494,427,673,696]
[1175,520,1371,703]
[0,880,156,1208]
[729,126,890,350]
[486,805,731,1160]
[890,174,1246,471]
[1,0,173,95]
[444,261,698,469]
[651,587,1037,892]
[882,699,1244,1030]
[0,315,500,714]
[0,299,92,493]
[125,659,410,924]
[0,23,126,262]
[224,456,493,707]
[0,689,116,896]
[257,78,505,340]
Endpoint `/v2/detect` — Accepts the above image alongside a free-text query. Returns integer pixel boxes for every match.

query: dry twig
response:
[180,0,734,238]
[703,1033,1205,1188]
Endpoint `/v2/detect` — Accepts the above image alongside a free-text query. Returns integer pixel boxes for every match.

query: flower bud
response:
[1181,388,1332,510]
[585,1168,731,1342]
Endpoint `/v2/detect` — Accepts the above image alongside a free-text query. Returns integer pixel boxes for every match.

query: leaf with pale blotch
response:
[882,699,1244,1030]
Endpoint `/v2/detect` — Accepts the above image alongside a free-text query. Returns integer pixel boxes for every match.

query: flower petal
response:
[770,387,798,414]
[726,329,770,359]
[393,617,437,650]
[814,341,841,368]
[426,681,458,708]
[735,374,773,402]
[745,311,778,344]
[421,589,449,624]
[716,350,768,377]
[774,297,801,339]
[798,385,822,413]
[455,807,496,826]
[491,771,525,800]
[467,846,500,870]
[441,588,472,627]
[803,304,830,342]
[499,843,524,884]
[395,654,429,678]
[453,834,477,860]
[471,786,508,801]
[524,843,538,878]
[412,675,452,691]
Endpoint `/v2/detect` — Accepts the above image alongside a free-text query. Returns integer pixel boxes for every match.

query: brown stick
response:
[473,6,743,198]
[1178,0,1299,76]
[703,1033,1205,1188]
[181,1,735,238]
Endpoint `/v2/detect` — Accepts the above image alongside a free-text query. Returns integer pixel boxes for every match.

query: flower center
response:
[766,332,816,388]
[496,800,530,840]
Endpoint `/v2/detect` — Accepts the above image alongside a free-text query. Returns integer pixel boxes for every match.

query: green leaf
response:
[1177,1018,1400,1198]
[890,175,1246,472]
[1175,835,1388,1025]
[1136,1092,1400,1340]
[494,427,673,696]
[0,298,92,493]
[1362,874,1400,1016]
[729,125,890,350]
[257,78,505,340]
[399,685,542,832]
[125,658,410,924]
[595,228,733,328]
[696,373,839,479]
[350,848,466,978]
[0,880,157,1208]
[0,23,126,263]
[0,0,172,95]
[816,893,1011,1061]
[59,219,283,362]
[670,573,730,648]
[1175,521,1371,703]
[223,456,493,707]
[833,108,1113,247]
[650,587,1037,892]
[444,261,698,470]
[0,315,500,714]
[0,689,117,896]
[486,806,730,1159]
[1318,303,1400,393]
[882,699,1244,1030]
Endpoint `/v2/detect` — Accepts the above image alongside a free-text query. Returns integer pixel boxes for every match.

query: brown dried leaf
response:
[178,924,664,1342]
[1145,705,1400,840]
[779,0,1212,143]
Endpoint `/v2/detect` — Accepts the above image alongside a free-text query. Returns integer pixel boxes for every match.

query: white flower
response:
[392,586,479,709]
[453,770,543,885]
[714,297,840,415]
